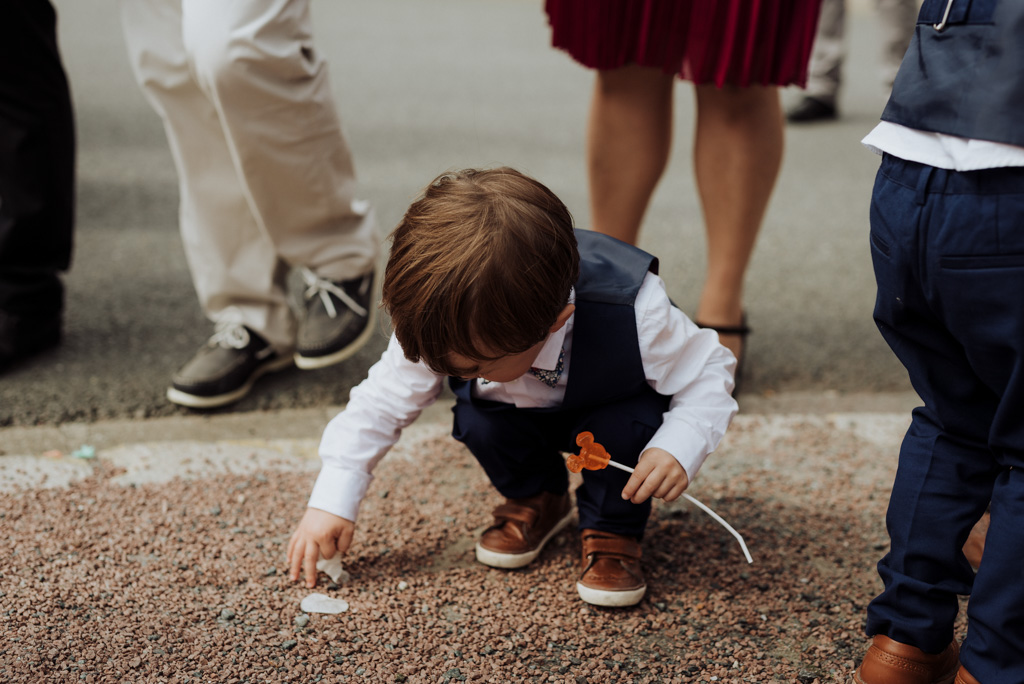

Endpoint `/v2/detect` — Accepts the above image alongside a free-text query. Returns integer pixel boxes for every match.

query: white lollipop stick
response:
[680,493,754,564]
[601,456,754,565]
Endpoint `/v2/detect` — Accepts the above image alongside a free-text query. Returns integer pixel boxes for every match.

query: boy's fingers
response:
[655,477,684,501]
[303,544,320,588]
[288,539,305,582]
[666,480,688,502]
[317,537,339,565]
[630,480,658,504]
[652,481,672,501]
[337,527,354,555]
[628,471,660,504]
[621,460,656,500]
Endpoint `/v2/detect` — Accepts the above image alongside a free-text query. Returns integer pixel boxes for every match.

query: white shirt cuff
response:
[307,464,374,523]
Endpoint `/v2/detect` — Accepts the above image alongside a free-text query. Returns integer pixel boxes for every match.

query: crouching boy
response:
[288,168,737,606]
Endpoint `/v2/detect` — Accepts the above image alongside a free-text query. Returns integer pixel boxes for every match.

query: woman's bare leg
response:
[692,84,783,361]
[587,65,675,245]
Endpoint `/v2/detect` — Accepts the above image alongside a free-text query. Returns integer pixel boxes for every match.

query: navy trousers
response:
[451,389,670,538]
[866,154,1024,681]
[0,0,75,360]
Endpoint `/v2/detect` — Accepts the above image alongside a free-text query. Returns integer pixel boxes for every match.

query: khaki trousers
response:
[805,0,918,103]
[120,0,378,351]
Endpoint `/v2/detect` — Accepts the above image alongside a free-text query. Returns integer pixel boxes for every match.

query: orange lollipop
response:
[566,432,633,474]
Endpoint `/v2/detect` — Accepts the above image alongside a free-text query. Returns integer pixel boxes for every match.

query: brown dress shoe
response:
[853,635,959,684]
[475,491,573,569]
[954,667,981,684]
[962,511,989,571]
[576,529,646,607]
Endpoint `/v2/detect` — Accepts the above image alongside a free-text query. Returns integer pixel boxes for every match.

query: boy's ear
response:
[549,304,575,333]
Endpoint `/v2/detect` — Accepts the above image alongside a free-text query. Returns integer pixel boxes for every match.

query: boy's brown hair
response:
[382,167,579,376]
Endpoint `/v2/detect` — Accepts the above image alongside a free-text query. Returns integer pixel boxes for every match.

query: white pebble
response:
[398,581,409,591]
[300,593,349,614]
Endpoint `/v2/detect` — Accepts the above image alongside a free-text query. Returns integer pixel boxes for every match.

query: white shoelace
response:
[300,268,368,319]
[207,319,250,350]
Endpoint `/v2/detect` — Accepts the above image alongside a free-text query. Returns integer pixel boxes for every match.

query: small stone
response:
[300,593,349,614]
[71,445,96,460]
[281,640,297,650]
[398,581,409,591]
[294,614,309,628]
[219,609,235,621]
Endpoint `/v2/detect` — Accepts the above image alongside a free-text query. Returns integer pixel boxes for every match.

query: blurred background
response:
[1,0,912,426]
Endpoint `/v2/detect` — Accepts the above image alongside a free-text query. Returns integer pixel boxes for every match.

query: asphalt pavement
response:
[0,0,914,427]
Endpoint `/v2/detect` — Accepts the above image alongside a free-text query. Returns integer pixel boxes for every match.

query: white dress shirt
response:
[308,271,738,522]
[863,122,1024,170]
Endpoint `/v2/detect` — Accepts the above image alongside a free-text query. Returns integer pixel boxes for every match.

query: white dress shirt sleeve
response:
[636,273,739,481]
[308,334,444,522]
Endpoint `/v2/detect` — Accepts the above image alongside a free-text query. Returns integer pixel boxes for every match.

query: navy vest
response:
[449,230,665,410]
[882,0,1024,146]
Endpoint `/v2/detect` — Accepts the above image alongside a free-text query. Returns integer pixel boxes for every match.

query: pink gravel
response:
[0,416,970,682]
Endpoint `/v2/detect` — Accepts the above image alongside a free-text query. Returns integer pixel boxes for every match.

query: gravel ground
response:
[0,413,970,683]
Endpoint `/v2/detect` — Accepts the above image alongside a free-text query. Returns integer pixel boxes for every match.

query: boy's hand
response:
[287,508,355,588]
[620,447,689,504]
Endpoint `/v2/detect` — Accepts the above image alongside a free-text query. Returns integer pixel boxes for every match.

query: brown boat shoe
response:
[576,529,646,607]
[954,667,980,684]
[475,491,573,569]
[852,635,959,684]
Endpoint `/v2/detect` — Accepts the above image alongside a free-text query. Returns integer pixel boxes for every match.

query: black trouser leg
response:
[0,0,75,363]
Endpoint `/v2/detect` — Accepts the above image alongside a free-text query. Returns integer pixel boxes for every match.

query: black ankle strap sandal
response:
[694,314,750,396]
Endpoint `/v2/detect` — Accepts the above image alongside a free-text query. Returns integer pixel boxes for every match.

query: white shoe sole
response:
[166,354,294,409]
[294,305,378,370]
[576,582,646,607]
[474,509,574,569]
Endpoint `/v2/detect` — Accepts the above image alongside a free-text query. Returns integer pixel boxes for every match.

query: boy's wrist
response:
[308,466,368,523]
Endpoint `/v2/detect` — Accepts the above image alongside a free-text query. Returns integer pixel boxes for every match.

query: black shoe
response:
[0,309,61,373]
[0,275,64,372]
[786,97,837,123]
[295,268,377,370]
[167,323,293,408]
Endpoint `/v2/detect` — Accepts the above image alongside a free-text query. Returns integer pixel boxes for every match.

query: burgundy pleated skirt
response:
[545,0,823,88]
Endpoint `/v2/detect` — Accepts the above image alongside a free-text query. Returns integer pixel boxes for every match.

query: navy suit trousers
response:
[866,154,1024,680]
[451,389,670,538]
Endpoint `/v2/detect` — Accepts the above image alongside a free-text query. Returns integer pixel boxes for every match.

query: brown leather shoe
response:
[576,529,646,607]
[954,667,980,684]
[475,491,573,569]
[962,511,989,571]
[853,635,959,684]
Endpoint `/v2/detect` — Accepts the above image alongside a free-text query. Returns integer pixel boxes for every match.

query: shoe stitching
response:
[870,647,955,674]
